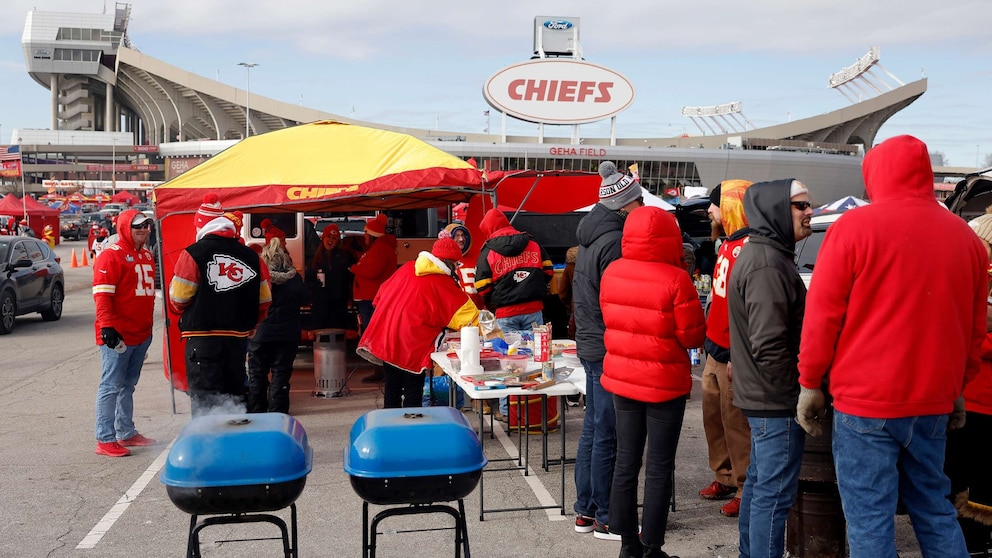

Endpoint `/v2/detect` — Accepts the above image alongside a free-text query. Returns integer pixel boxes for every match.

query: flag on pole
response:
[0,146,21,178]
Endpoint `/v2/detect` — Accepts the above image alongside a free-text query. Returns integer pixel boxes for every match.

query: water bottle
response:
[113,340,127,354]
[689,348,700,366]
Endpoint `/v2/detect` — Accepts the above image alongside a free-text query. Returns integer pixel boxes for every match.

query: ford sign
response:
[543,19,574,30]
[483,60,635,125]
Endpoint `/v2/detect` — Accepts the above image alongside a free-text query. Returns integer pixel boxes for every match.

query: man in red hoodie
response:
[797,135,987,558]
[92,209,157,457]
[350,213,398,383]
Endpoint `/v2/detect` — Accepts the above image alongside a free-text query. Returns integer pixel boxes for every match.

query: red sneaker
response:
[95,441,131,457]
[720,497,741,517]
[699,481,735,500]
[119,433,157,447]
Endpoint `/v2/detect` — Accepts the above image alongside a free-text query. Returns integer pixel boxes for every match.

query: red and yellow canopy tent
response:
[153,120,487,392]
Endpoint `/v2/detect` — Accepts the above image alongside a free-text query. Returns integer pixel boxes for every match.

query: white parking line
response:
[76,443,173,549]
[489,419,567,521]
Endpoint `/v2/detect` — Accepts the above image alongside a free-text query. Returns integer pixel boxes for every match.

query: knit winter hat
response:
[321,223,340,238]
[598,161,643,210]
[709,184,722,207]
[365,214,388,237]
[224,211,243,233]
[790,180,809,199]
[195,193,223,229]
[969,207,992,244]
[431,236,462,261]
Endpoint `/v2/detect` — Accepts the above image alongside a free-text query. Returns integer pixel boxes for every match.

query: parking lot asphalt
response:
[0,239,926,557]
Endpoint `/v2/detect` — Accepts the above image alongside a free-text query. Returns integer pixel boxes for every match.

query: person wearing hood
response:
[699,179,754,518]
[350,213,398,383]
[572,161,644,540]
[92,209,158,457]
[728,178,812,558]
[357,236,479,408]
[474,207,554,419]
[601,206,706,558]
[168,213,272,417]
[247,238,308,414]
[796,135,985,558]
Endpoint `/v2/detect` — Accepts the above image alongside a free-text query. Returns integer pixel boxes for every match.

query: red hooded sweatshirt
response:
[798,135,988,418]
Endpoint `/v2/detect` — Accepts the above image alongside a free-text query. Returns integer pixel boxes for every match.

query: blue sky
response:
[1,0,991,168]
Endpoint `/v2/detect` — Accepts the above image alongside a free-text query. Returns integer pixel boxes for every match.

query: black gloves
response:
[100,327,122,349]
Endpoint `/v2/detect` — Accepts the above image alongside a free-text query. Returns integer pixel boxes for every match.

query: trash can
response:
[313,328,347,398]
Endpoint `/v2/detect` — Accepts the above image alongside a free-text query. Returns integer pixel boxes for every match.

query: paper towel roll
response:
[459,326,482,374]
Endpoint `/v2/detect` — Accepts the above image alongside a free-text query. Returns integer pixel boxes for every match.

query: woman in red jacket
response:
[601,206,706,558]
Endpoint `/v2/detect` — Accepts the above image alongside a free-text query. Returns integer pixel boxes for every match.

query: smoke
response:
[191,393,247,418]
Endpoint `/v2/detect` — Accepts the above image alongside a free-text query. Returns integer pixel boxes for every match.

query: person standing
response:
[357,236,479,408]
[168,214,272,417]
[699,179,754,518]
[308,224,355,330]
[572,161,644,540]
[796,135,985,558]
[601,206,706,558]
[247,238,308,414]
[92,210,157,457]
[728,178,813,558]
[474,207,554,419]
[351,213,398,383]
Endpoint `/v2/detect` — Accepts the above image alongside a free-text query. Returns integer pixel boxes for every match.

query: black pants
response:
[946,410,992,553]
[246,338,299,414]
[185,336,249,418]
[610,393,686,549]
[383,362,424,409]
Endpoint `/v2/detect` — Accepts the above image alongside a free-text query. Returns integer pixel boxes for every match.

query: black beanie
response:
[709,184,722,207]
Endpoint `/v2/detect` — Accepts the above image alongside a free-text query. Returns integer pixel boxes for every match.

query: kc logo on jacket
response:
[206,254,257,292]
[513,270,531,283]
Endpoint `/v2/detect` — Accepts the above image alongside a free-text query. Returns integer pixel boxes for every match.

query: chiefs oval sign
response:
[483,59,635,125]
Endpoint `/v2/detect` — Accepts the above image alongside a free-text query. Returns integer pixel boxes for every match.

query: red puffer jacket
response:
[600,207,707,403]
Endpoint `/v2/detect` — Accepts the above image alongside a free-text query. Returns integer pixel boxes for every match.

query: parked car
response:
[101,203,128,213]
[60,215,84,240]
[944,169,992,220]
[0,236,65,334]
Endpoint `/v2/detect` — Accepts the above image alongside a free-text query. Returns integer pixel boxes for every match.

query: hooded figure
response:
[599,206,706,556]
[473,208,553,320]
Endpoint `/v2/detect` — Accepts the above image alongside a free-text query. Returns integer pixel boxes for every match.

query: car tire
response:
[40,283,64,322]
[0,290,15,335]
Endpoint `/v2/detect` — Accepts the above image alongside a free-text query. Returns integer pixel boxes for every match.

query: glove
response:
[100,327,122,349]
[796,386,826,437]
[948,395,967,431]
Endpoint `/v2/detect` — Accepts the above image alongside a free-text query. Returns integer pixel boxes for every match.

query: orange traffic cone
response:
[70,249,79,268]
[82,250,89,266]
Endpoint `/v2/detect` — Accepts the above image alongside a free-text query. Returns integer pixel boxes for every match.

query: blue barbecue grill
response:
[161,413,312,558]
[345,407,487,558]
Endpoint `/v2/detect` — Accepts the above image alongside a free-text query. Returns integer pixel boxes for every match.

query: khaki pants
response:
[701,355,751,497]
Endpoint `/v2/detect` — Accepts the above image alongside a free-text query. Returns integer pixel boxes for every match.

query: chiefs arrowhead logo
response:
[206,254,257,292]
[513,270,531,283]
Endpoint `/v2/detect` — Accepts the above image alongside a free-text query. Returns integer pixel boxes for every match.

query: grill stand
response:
[185,504,298,558]
[363,499,470,558]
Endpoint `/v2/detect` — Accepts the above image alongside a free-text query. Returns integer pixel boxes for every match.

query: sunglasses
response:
[790,201,813,211]
[131,223,152,230]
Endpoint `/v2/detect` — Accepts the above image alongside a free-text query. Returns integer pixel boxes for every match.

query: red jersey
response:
[92,210,156,346]
[705,235,748,350]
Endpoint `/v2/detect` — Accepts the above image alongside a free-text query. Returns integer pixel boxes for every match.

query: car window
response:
[0,240,8,262]
[9,242,30,264]
[26,240,49,263]
[795,228,826,272]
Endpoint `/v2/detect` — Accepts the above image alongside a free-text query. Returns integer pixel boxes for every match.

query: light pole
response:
[238,62,258,139]
[111,138,116,195]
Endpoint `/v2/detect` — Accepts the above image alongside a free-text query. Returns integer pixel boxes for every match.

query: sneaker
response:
[566,394,582,407]
[593,521,622,541]
[719,497,741,517]
[492,410,508,423]
[95,441,131,457]
[119,433,157,447]
[699,480,735,500]
[574,515,595,533]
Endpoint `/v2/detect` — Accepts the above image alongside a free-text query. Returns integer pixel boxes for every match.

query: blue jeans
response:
[573,358,617,525]
[496,310,544,414]
[833,410,967,558]
[738,416,804,558]
[95,337,152,443]
[611,394,685,548]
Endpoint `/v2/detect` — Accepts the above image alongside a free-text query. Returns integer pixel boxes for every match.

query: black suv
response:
[0,236,65,334]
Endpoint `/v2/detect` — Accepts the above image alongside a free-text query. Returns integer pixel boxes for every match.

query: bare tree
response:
[983,153,992,168]
[930,151,946,167]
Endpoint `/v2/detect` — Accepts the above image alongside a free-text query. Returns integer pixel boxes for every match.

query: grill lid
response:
[161,413,313,488]
[344,407,486,479]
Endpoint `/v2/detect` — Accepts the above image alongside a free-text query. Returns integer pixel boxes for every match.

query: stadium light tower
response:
[237,62,259,138]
